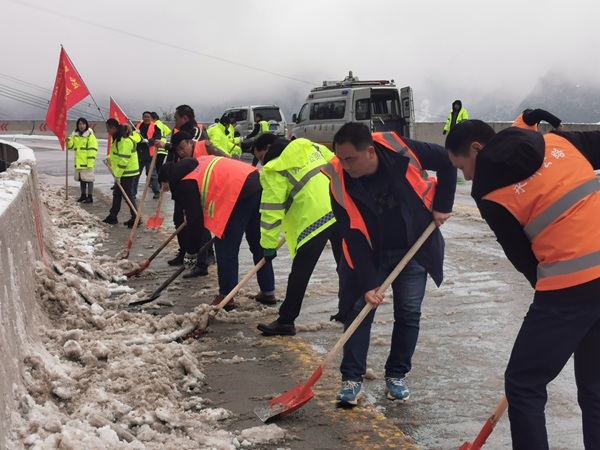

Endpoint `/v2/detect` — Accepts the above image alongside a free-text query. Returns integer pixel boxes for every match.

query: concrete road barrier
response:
[0,140,51,448]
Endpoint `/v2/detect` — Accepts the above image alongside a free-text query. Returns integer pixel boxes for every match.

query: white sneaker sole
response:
[385,387,410,401]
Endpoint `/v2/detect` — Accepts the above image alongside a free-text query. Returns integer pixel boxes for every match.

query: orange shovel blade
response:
[254,382,315,422]
[146,216,164,230]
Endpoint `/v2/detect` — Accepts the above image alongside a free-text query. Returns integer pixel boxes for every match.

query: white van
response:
[290,72,414,148]
[221,105,287,138]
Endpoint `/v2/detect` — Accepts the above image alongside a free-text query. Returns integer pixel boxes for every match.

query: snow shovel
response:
[128,236,216,307]
[121,151,158,259]
[146,189,165,230]
[179,237,287,342]
[254,221,437,422]
[458,396,508,450]
[125,221,187,277]
[103,159,138,216]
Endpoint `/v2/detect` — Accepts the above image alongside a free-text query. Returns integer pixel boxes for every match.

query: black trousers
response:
[173,200,214,267]
[109,176,137,219]
[278,222,342,324]
[505,299,600,449]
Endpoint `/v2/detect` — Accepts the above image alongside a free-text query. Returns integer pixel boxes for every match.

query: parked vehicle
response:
[290,72,414,148]
[221,105,287,137]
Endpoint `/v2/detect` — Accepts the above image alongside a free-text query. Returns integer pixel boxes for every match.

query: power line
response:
[0,83,104,120]
[10,0,319,86]
[0,71,110,113]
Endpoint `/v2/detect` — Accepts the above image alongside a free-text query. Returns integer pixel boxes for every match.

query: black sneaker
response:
[257,320,296,336]
[102,215,118,224]
[76,194,86,202]
[153,191,160,199]
[182,265,209,278]
[168,250,185,266]
[82,195,93,204]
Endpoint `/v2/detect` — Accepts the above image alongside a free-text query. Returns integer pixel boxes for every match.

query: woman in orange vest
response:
[158,157,276,310]
[446,120,600,449]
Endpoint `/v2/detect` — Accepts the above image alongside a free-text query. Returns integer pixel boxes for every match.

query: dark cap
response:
[171,131,193,150]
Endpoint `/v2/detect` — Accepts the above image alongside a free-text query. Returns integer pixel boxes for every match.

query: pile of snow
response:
[8,185,291,449]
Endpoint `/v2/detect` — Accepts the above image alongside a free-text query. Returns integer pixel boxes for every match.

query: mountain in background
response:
[3,70,600,124]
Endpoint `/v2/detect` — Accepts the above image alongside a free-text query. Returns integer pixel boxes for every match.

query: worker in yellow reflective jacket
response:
[253,134,341,336]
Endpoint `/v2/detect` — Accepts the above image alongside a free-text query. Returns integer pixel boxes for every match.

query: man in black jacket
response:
[327,123,456,406]
[445,120,600,449]
[155,104,209,162]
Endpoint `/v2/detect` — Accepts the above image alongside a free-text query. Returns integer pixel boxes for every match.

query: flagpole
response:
[62,46,107,122]
[110,97,136,130]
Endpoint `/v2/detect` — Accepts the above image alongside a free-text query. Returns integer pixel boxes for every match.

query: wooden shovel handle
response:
[104,160,138,216]
[147,221,187,263]
[216,237,286,310]
[320,221,436,370]
[127,151,158,247]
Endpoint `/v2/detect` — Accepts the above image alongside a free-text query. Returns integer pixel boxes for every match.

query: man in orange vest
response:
[158,157,276,310]
[512,108,563,132]
[324,122,456,406]
[445,120,600,449]
[166,130,227,278]
[134,111,162,199]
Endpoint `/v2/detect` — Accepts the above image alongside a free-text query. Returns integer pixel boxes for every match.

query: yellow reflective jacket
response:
[259,138,336,258]
[227,124,242,156]
[155,119,171,155]
[108,132,140,178]
[67,129,98,170]
[443,108,469,132]
[207,122,236,156]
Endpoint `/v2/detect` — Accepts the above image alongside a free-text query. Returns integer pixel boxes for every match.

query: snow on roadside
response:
[8,184,290,450]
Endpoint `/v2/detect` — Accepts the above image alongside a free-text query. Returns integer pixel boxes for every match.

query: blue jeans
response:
[505,300,600,450]
[134,156,160,196]
[214,190,275,297]
[340,249,427,382]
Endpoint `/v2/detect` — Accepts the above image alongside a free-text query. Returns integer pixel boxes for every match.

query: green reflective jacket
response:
[259,138,335,258]
[443,108,469,132]
[108,132,140,178]
[207,122,236,156]
[155,120,171,155]
[67,129,98,170]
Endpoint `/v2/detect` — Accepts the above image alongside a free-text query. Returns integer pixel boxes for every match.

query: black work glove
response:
[184,253,197,269]
[442,130,447,135]
[263,248,277,262]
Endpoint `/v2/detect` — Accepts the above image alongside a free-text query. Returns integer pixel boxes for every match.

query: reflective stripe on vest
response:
[136,122,156,156]
[483,133,600,291]
[512,114,537,131]
[371,132,436,210]
[182,156,259,238]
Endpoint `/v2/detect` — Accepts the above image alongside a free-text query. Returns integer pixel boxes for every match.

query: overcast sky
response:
[1,0,599,121]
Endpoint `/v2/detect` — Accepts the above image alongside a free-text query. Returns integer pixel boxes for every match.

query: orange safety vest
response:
[182,156,259,238]
[193,141,208,158]
[512,114,537,131]
[136,122,156,156]
[483,133,600,291]
[322,131,437,268]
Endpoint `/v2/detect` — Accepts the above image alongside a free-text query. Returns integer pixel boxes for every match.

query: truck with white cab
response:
[290,71,414,148]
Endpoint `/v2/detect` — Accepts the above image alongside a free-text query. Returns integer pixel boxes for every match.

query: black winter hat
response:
[171,131,193,149]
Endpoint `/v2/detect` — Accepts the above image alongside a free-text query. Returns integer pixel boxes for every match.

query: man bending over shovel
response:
[446,120,600,449]
[158,156,276,311]
[323,123,456,406]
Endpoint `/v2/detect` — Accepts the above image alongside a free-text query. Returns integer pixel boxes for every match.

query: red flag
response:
[107,97,129,155]
[45,47,90,150]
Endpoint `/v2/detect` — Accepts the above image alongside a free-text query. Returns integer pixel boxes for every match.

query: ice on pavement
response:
[8,184,292,449]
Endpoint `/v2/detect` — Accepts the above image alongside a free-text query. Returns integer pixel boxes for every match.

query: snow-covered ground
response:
[8,185,291,450]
